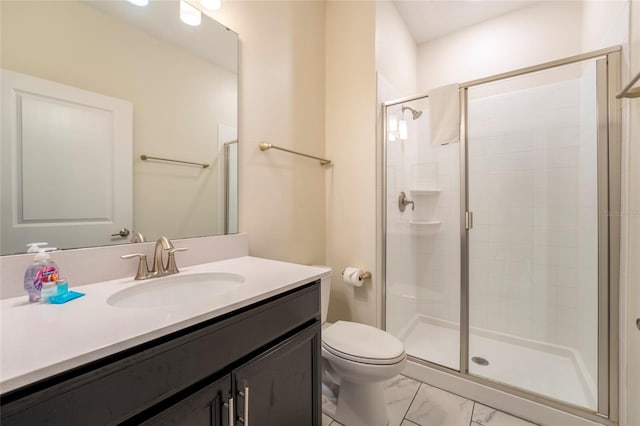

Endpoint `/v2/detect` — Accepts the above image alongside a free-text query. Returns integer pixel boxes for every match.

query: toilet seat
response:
[322,321,405,365]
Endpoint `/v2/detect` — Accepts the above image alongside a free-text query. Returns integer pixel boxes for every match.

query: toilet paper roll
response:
[342,267,363,287]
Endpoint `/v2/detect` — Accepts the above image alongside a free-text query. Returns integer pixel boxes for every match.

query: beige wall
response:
[325,1,377,325]
[375,0,417,97]
[582,0,629,53]
[207,2,326,266]
[1,1,237,242]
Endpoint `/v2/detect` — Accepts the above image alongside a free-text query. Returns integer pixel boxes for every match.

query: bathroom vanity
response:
[0,257,325,425]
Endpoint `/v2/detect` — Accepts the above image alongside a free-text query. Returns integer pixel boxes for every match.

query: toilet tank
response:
[312,266,332,324]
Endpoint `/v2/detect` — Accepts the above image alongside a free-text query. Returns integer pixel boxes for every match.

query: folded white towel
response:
[429,83,460,145]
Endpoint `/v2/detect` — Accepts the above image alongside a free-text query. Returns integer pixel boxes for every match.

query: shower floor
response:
[398,315,596,410]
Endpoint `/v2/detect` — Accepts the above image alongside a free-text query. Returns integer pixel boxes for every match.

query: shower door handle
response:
[398,192,414,212]
[465,211,474,230]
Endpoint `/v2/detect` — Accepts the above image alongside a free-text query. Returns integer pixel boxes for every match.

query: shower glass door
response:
[384,96,461,371]
[466,60,600,409]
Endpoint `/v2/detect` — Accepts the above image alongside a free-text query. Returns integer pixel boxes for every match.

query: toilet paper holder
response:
[341,269,372,281]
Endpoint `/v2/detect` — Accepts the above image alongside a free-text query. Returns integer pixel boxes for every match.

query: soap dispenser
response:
[24,243,60,302]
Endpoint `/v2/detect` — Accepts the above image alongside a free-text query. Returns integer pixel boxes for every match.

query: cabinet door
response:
[140,375,231,426]
[232,323,321,426]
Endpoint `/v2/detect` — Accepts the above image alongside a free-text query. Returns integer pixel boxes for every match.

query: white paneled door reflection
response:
[0,69,132,254]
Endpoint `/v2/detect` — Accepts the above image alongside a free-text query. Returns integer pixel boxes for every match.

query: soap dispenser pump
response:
[24,243,59,302]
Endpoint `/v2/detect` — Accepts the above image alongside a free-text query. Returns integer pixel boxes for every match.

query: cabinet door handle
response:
[224,397,234,426]
[244,386,249,426]
[238,386,250,425]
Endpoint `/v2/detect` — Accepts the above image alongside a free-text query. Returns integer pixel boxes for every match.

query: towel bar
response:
[140,155,209,168]
[617,70,640,99]
[259,143,331,166]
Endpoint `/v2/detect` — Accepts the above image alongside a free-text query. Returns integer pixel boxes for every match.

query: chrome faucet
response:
[152,236,174,275]
[131,231,146,243]
[121,236,189,280]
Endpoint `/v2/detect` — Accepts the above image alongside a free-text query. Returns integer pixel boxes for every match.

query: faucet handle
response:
[121,253,151,280]
[166,247,189,274]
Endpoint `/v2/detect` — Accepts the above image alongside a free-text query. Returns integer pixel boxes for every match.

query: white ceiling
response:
[392,0,535,44]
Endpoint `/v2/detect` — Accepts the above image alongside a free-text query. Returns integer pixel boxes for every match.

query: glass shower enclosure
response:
[382,48,620,423]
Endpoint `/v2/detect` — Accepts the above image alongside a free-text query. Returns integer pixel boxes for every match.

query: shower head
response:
[402,106,422,120]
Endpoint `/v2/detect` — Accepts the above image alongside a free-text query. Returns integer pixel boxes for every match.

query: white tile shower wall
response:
[383,97,419,336]
[412,103,461,324]
[466,74,598,385]
[386,155,419,333]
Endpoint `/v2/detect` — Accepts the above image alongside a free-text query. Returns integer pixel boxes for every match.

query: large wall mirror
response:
[0,0,238,255]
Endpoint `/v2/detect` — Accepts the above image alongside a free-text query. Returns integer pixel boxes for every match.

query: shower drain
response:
[471,356,489,366]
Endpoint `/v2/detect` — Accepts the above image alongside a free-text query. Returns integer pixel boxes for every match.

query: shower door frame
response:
[381,46,621,425]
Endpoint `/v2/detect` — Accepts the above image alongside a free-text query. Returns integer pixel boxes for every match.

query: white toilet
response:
[319,269,406,426]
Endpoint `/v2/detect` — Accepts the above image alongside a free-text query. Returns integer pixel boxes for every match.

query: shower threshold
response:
[397,314,596,410]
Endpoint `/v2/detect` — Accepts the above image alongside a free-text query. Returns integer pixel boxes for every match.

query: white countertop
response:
[0,256,329,394]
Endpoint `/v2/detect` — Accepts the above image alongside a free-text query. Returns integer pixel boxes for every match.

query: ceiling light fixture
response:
[127,0,149,6]
[199,0,221,11]
[180,0,202,26]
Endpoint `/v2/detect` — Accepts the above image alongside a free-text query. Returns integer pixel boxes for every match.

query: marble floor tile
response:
[322,413,334,426]
[323,374,419,426]
[472,403,539,426]
[384,375,421,426]
[322,391,337,418]
[405,383,474,426]
[323,372,541,426]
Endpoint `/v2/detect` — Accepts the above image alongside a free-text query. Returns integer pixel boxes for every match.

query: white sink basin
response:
[107,272,245,308]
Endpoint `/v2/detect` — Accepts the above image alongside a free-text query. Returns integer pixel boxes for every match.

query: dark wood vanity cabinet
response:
[231,324,319,426]
[141,375,231,426]
[1,281,321,426]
